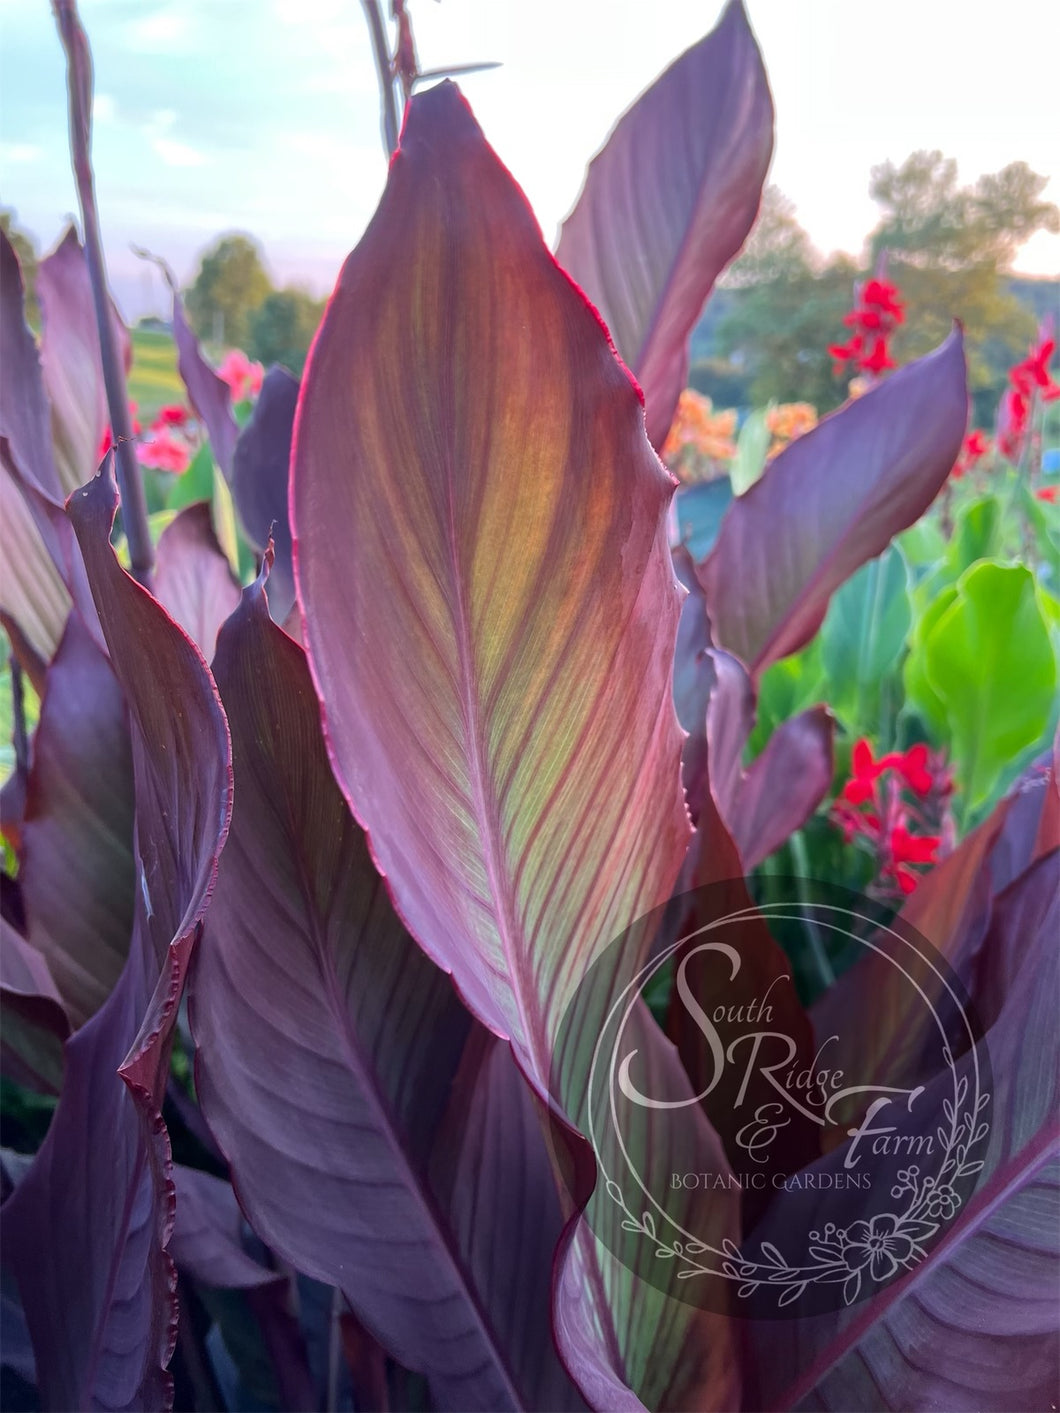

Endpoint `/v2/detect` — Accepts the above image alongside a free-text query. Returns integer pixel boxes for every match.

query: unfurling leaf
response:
[557,0,773,447]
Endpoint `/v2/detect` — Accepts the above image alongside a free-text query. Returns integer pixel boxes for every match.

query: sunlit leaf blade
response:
[154,503,241,661]
[292,83,704,1405]
[230,365,299,621]
[0,464,70,665]
[293,78,689,1085]
[0,226,102,649]
[37,225,131,497]
[2,470,231,1410]
[18,611,134,1027]
[701,330,968,675]
[191,577,576,1411]
[752,850,1060,1411]
[555,0,773,447]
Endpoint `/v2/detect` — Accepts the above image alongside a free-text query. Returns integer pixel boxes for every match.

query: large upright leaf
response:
[18,610,135,1027]
[555,0,773,447]
[37,225,131,497]
[293,80,689,1084]
[291,82,724,1407]
[191,576,580,1411]
[2,471,231,1410]
[701,330,968,675]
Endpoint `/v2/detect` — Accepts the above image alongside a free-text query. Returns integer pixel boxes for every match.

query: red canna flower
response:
[860,278,905,323]
[834,738,951,899]
[96,400,142,460]
[860,336,896,376]
[1037,485,1059,503]
[951,428,990,479]
[153,404,189,429]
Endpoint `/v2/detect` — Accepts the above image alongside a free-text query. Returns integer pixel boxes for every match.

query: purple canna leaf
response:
[153,503,241,661]
[0,226,103,650]
[171,292,238,480]
[0,465,70,666]
[2,469,231,1410]
[700,329,968,675]
[750,846,1060,1411]
[289,82,748,1405]
[18,610,134,1027]
[0,912,69,1095]
[191,571,580,1411]
[704,652,834,869]
[37,225,131,497]
[556,0,773,448]
[170,1167,281,1292]
[230,364,299,621]
[292,76,689,1104]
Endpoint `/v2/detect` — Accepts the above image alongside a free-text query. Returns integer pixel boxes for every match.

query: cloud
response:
[152,137,208,168]
[0,142,42,166]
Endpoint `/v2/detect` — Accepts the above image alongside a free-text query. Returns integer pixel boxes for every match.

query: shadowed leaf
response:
[191,575,580,1411]
[18,611,134,1027]
[2,470,231,1410]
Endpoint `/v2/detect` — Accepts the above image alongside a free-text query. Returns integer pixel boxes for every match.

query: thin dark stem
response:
[52,0,154,588]
[359,0,400,155]
[9,655,29,780]
[326,1286,342,1413]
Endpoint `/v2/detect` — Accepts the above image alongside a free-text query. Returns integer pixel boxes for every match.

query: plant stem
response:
[789,830,835,991]
[359,0,400,155]
[52,0,154,588]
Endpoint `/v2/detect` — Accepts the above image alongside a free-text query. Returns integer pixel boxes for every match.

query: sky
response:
[1,0,1058,322]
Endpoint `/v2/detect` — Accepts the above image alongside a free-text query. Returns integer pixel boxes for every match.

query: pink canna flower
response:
[136,427,191,474]
[218,348,264,403]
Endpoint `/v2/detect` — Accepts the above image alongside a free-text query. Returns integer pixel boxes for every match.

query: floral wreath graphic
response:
[587,901,992,1311]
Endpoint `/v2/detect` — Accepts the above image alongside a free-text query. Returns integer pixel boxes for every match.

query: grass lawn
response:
[128,326,183,424]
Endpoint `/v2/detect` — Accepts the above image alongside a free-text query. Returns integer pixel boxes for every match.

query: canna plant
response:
[1,2,1057,1411]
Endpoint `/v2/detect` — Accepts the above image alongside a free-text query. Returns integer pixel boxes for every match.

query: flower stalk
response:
[52,0,154,587]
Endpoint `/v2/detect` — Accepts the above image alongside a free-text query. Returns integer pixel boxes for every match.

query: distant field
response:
[128,327,183,423]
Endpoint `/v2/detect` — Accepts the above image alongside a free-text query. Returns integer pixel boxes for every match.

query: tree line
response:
[691,151,1059,426]
[4,149,1057,407]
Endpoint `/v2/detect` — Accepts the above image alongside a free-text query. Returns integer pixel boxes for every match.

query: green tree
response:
[247,288,325,374]
[704,188,860,411]
[869,153,1060,422]
[185,233,272,351]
